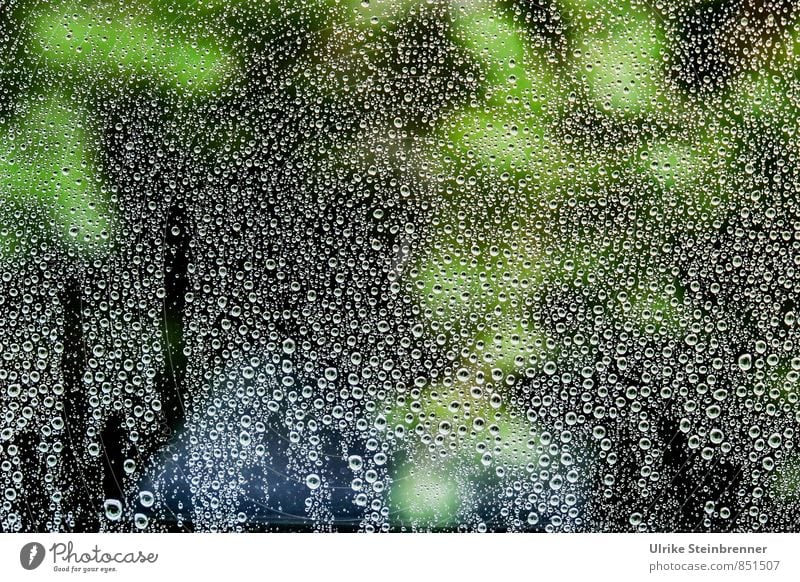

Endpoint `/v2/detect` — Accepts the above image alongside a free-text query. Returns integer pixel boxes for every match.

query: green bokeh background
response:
[2,0,800,531]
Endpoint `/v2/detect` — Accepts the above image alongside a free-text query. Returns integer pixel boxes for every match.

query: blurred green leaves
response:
[453,1,557,111]
[33,4,235,95]
[1,95,111,257]
[574,6,669,117]
[1,0,237,261]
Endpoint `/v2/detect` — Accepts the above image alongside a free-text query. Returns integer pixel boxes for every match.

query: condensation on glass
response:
[1,0,799,532]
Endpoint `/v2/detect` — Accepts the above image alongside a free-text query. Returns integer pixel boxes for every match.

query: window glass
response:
[1,0,799,532]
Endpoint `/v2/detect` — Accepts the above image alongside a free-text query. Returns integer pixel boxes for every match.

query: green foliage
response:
[32,3,234,95]
[0,95,111,256]
[1,1,240,262]
[452,2,557,111]
[576,10,667,116]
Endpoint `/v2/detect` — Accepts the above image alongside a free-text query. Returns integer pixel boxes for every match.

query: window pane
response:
[1,0,799,533]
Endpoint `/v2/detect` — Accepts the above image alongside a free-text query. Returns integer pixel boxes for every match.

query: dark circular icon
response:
[20,542,46,570]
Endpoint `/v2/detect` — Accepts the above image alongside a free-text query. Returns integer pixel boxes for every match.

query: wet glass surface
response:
[2,0,800,532]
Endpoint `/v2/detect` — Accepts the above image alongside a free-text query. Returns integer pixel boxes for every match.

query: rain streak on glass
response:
[1,0,800,533]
